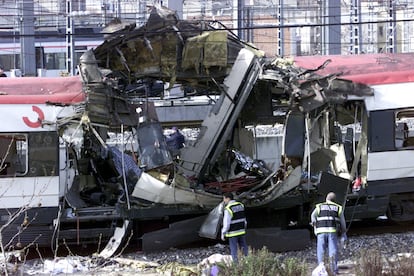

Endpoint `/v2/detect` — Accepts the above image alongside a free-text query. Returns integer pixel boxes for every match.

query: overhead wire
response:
[0,0,413,60]
[1,15,414,38]
[1,1,414,27]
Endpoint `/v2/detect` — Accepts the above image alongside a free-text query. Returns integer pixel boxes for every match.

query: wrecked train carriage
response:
[102,20,414,229]
[91,5,414,242]
[92,6,279,206]
[3,4,412,254]
[285,53,414,224]
[90,6,371,230]
[0,7,273,252]
[91,15,298,240]
[0,58,221,253]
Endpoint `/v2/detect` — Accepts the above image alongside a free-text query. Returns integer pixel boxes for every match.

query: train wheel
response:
[387,195,414,223]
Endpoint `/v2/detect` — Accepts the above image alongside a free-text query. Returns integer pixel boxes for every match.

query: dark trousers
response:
[228,234,248,262]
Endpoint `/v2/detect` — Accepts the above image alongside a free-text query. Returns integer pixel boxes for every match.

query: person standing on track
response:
[310,192,347,275]
[221,192,248,263]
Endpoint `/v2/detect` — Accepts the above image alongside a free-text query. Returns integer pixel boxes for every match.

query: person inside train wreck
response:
[165,126,185,158]
[311,192,347,275]
[221,192,248,263]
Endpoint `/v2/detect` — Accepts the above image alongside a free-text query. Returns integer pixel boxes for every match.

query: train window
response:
[0,134,28,177]
[395,110,414,149]
[137,122,172,169]
[45,53,66,70]
[35,47,45,69]
[0,55,20,71]
[28,132,58,177]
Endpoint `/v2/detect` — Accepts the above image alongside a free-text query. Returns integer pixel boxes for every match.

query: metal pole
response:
[237,0,244,40]
[277,0,284,56]
[232,0,239,37]
[66,0,76,76]
[367,1,375,53]
[20,0,36,76]
[349,0,361,54]
[386,0,396,53]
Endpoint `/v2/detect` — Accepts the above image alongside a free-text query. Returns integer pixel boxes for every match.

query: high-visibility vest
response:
[314,201,342,234]
[225,201,246,237]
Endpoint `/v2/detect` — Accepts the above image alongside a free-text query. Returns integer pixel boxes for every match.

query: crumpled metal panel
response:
[130,38,162,74]
[121,34,178,79]
[199,202,224,239]
[203,31,228,69]
[181,31,228,73]
[93,6,241,89]
[99,220,130,258]
[262,57,374,113]
[182,32,208,73]
[317,172,349,206]
[78,50,139,127]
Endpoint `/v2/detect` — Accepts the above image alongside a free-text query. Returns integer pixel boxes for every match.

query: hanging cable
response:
[121,124,131,210]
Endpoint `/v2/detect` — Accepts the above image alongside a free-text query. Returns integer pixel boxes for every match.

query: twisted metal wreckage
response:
[2,5,414,255]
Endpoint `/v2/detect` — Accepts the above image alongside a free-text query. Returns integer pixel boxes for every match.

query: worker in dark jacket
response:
[221,192,248,263]
[165,126,185,158]
[311,192,347,275]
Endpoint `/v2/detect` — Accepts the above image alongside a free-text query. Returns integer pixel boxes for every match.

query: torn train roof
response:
[293,53,414,85]
[93,5,253,89]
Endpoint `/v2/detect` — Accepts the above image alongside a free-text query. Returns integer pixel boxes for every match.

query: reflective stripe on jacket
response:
[315,201,342,234]
[225,201,246,237]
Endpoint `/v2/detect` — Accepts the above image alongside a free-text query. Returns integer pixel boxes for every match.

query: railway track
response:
[21,217,414,264]
[14,219,414,276]
[346,218,414,236]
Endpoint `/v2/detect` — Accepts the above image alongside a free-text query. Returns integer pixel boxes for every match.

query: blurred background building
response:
[0,0,412,77]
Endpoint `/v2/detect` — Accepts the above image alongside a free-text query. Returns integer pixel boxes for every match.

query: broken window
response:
[28,132,59,177]
[0,134,28,177]
[284,111,305,158]
[395,109,414,149]
[370,109,414,151]
[137,123,172,170]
